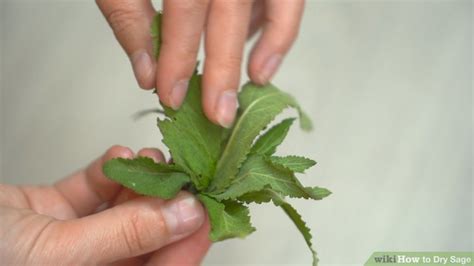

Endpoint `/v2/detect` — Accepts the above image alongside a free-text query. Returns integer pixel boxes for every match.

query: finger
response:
[136,147,165,162]
[202,0,254,128]
[111,148,166,206]
[54,192,205,264]
[248,0,265,39]
[54,145,134,217]
[111,188,142,207]
[248,0,305,85]
[155,0,209,110]
[146,215,211,265]
[96,0,157,89]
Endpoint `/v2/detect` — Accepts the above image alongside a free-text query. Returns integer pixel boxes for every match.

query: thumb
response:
[55,192,205,264]
[96,0,157,89]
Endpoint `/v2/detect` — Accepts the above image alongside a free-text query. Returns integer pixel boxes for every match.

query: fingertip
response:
[131,50,156,90]
[155,48,195,110]
[201,88,238,129]
[144,209,211,265]
[201,0,253,128]
[201,60,240,128]
[248,55,262,85]
[137,148,166,163]
[157,77,189,111]
[248,0,304,85]
[155,69,174,110]
[70,193,204,263]
[96,0,157,90]
[105,145,134,161]
[161,191,205,238]
[156,0,208,110]
[215,90,238,128]
[201,91,217,125]
[249,53,283,85]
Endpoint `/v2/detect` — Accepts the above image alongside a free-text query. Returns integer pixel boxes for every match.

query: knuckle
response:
[173,0,209,12]
[119,207,168,254]
[148,148,166,162]
[27,219,82,265]
[105,145,132,160]
[105,5,143,35]
[267,26,298,52]
[161,41,199,61]
[215,0,252,10]
[106,145,123,155]
[211,54,242,72]
[120,211,145,255]
[283,27,299,46]
[137,148,166,163]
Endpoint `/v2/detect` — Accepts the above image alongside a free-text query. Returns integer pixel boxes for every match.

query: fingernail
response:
[169,79,189,110]
[161,194,204,235]
[216,90,238,128]
[259,54,282,84]
[131,50,153,89]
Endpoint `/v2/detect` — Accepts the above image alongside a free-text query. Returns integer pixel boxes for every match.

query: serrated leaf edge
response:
[211,91,310,193]
[267,155,317,173]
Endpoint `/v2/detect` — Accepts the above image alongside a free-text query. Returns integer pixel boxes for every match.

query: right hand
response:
[96,0,305,128]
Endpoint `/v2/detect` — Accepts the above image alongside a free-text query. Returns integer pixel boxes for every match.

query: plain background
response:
[1,0,472,265]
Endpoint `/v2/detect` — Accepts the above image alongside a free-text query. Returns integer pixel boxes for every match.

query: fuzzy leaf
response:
[271,193,319,266]
[209,83,312,192]
[158,74,224,189]
[239,188,318,266]
[210,155,328,201]
[237,186,274,204]
[251,118,295,156]
[269,155,317,173]
[103,157,190,199]
[198,194,255,241]
[306,186,332,199]
[238,185,331,205]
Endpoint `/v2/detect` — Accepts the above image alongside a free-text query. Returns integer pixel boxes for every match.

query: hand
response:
[0,145,211,265]
[96,0,305,127]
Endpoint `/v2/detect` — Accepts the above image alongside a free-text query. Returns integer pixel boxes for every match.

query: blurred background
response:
[1,0,472,265]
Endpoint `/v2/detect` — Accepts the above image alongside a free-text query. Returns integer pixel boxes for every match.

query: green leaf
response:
[271,192,319,266]
[150,13,162,59]
[269,155,317,173]
[197,194,255,241]
[251,118,295,156]
[210,83,312,192]
[103,13,331,265]
[238,186,330,205]
[306,186,332,199]
[210,155,328,201]
[237,186,274,204]
[239,188,318,266]
[158,74,224,190]
[103,157,190,199]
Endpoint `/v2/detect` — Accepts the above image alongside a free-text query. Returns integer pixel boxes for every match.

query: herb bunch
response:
[103,13,330,266]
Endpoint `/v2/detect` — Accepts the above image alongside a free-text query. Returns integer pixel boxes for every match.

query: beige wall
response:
[1,0,472,265]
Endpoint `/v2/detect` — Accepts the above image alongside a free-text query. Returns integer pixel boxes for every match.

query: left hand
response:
[0,145,211,265]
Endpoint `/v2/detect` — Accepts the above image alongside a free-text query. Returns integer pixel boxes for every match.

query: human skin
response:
[96,0,305,128]
[0,146,211,265]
